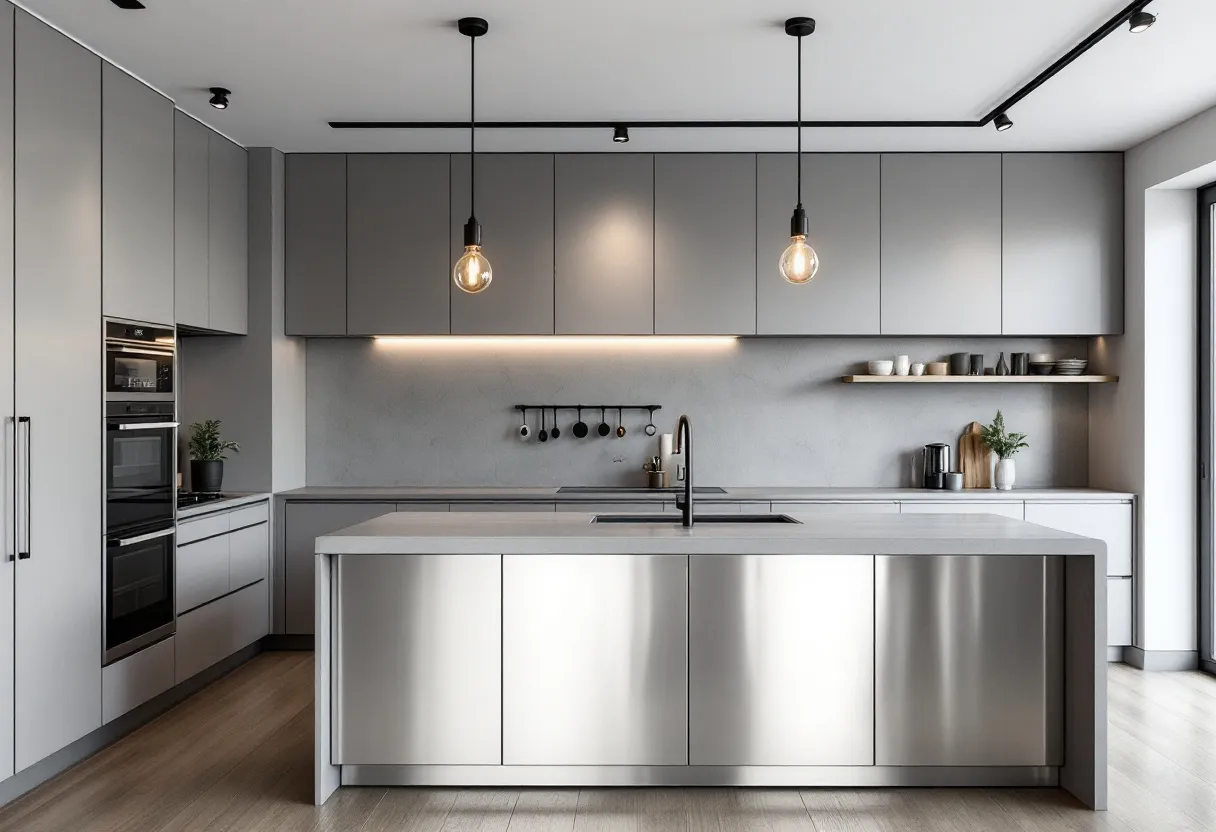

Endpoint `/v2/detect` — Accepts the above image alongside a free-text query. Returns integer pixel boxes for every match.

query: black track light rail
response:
[331,0,1154,132]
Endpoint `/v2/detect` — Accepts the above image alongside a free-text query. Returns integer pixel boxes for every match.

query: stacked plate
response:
[1054,358,1088,376]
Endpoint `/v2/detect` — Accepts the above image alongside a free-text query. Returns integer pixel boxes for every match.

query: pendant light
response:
[454,17,493,294]
[779,17,819,286]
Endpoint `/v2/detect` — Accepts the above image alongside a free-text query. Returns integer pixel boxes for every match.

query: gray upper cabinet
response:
[880,154,1002,335]
[14,10,103,772]
[655,154,757,335]
[208,133,248,335]
[555,154,654,335]
[102,64,173,326]
[285,154,346,335]
[347,154,450,335]
[451,154,554,335]
[756,154,880,335]
[1001,153,1123,335]
[174,112,210,329]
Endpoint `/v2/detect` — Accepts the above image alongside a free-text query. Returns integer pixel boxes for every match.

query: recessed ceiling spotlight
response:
[994,113,1013,132]
[612,126,629,143]
[109,0,147,8]
[208,87,230,110]
[1128,11,1156,33]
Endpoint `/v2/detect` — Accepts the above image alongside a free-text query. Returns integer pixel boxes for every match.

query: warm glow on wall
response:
[372,336,739,351]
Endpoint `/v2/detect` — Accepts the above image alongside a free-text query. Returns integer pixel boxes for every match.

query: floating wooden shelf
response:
[842,375,1118,384]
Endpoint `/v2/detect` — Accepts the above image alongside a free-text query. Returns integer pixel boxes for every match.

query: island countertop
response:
[315,510,1106,558]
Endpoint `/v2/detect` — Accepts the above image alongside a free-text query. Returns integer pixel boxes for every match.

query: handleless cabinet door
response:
[1024,501,1132,577]
[0,2,12,781]
[102,64,174,326]
[285,154,346,335]
[503,554,688,765]
[228,521,269,590]
[347,154,450,335]
[14,11,102,771]
[689,555,874,765]
[174,112,210,328]
[1002,153,1123,335]
[335,554,501,764]
[555,154,654,334]
[208,133,247,334]
[451,154,554,334]
[876,555,1062,766]
[880,154,1002,335]
[284,502,398,634]
[655,154,756,334]
[756,154,880,334]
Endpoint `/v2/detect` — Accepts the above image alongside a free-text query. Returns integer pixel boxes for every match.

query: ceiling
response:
[16,0,1216,152]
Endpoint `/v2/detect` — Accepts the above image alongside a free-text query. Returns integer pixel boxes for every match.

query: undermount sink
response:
[558,486,727,494]
[592,514,801,525]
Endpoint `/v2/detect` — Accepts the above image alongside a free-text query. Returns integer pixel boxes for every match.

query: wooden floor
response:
[0,653,1214,831]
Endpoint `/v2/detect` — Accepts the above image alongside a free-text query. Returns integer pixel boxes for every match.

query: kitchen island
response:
[313,510,1107,809]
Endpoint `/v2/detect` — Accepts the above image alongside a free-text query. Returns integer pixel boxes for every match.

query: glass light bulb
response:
[453,245,493,294]
[779,234,819,284]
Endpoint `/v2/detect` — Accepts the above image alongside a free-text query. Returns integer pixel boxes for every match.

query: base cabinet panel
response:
[1024,502,1132,577]
[176,534,229,613]
[502,554,688,765]
[335,554,501,765]
[689,555,874,765]
[229,521,269,590]
[876,555,1062,766]
[230,580,269,651]
[175,594,231,684]
[102,637,174,724]
[1108,576,1132,647]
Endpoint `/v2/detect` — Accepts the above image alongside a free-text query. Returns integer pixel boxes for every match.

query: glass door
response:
[1200,182,1216,674]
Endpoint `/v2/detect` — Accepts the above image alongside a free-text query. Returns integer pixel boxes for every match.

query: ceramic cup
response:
[910,363,925,376]
[969,354,985,376]
[949,352,969,376]
[944,472,964,491]
[894,355,911,376]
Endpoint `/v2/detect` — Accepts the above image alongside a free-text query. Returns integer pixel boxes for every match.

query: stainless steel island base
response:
[313,511,1107,811]
[341,765,1058,789]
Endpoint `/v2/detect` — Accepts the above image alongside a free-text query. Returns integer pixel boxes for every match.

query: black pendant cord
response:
[796,31,802,209]
[470,32,476,219]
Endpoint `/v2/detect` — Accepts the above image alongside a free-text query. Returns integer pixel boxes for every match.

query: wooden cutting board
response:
[959,421,991,489]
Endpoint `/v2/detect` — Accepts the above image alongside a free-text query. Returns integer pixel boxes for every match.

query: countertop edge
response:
[178,492,272,520]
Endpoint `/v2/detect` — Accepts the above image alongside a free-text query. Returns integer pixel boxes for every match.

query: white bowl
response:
[1030,353,1053,364]
[868,360,894,376]
[910,363,925,376]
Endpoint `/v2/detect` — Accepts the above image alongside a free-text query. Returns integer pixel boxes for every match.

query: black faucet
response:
[673,415,693,528]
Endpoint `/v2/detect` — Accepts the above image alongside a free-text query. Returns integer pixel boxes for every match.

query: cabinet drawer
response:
[450,502,556,512]
[773,502,900,516]
[102,636,174,724]
[557,502,668,514]
[1024,502,1133,577]
[899,502,1024,520]
[175,595,231,684]
[228,522,268,590]
[177,534,230,613]
[228,502,268,531]
[1108,577,1132,647]
[176,512,229,545]
[230,580,268,652]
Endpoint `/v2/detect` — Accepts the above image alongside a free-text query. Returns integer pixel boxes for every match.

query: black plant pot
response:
[191,460,224,493]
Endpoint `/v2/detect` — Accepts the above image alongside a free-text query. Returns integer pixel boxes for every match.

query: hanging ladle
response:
[549,407,561,440]
[572,406,589,439]
[598,407,611,437]
[644,407,657,436]
[518,408,531,441]
[616,407,627,438]
[538,409,548,443]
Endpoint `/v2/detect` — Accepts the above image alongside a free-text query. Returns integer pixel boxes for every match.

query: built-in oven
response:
[106,401,176,536]
[105,523,175,665]
[105,320,174,402]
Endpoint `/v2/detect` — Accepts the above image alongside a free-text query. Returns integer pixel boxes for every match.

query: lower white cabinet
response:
[231,580,269,653]
[1108,576,1133,647]
[176,534,229,614]
[772,501,900,516]
[899,501,1025,520]
[175,580,268,685]
[102,636,174,724]
[1024,502,1133,576]
[229,522,269,590]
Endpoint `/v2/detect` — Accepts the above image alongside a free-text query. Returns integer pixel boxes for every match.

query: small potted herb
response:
[187,420,240,493]
[980,410,1028,491]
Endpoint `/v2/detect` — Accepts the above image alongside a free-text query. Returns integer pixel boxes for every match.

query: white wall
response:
[1091,103,1216,655]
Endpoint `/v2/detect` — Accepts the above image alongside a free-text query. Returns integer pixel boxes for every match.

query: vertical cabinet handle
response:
[17,417,29,560]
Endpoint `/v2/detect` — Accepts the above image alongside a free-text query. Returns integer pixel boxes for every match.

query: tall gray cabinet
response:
[880,154,1003,335]
[285,154,346,335]
[756,154,881,335]
[0,2,13,784]
[654,154,756,335]
[101,63,173,326]
[208,133,248,335]
[451,154,554,335]
[174,112,210,329]
[1001,153,1123,335]
[347,154,449,335]
[14,10,102,772]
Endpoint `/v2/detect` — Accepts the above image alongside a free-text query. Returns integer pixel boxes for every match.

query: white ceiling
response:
[16,0,1216,152]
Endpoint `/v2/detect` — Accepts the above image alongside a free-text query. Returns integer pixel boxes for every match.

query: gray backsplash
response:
[306,337,1090,488]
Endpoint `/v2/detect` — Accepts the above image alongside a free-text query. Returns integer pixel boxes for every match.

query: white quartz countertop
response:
[316,510,1106,558]
[282,486,1133,503]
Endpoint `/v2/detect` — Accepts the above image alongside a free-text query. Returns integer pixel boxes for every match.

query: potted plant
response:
[187,420,240,493]
[980,410,1028,491]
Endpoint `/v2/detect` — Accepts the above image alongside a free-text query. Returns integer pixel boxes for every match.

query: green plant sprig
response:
[188,419,240,462]
[979,410,1028,460]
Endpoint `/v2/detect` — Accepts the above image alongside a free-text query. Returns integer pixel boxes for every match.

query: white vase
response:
[995,458,1016,491]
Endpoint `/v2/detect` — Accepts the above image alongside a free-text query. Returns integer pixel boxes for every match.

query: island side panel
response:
[1061,551,1108,810]
[315,554,340,805]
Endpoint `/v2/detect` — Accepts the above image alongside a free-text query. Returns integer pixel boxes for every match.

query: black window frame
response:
[1199,181,1216,675]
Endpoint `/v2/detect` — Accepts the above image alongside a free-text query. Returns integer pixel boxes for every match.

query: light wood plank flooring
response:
[0,654,1212,831]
